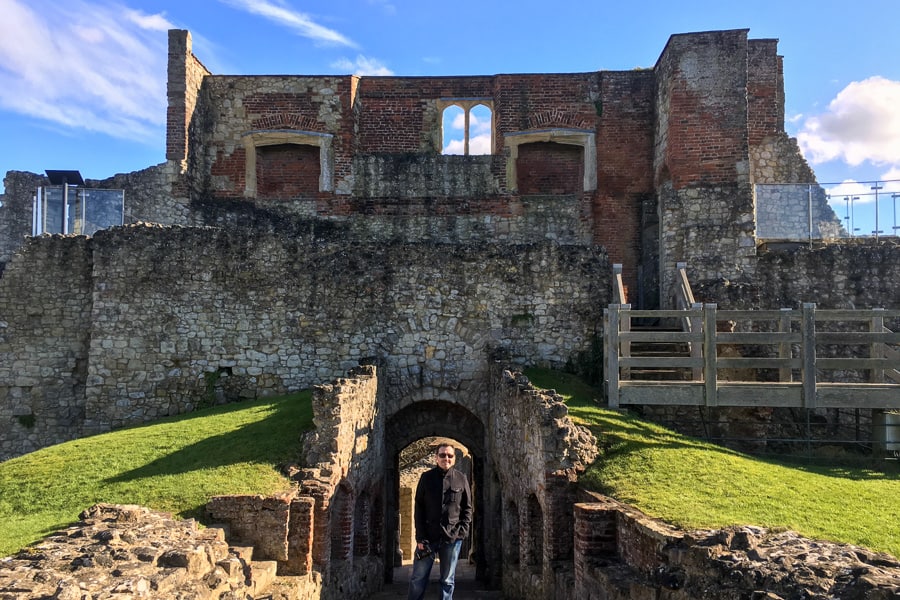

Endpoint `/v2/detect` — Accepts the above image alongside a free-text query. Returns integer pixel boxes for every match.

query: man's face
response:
[436,445,456,470]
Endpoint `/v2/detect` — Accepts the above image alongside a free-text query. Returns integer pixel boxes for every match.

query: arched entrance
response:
[382,400,495,585]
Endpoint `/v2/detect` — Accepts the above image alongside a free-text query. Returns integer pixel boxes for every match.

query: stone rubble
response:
[0,503,280,600]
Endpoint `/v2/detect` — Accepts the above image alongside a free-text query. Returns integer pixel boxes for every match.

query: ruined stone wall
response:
[573,496,900,599]
[0,225,608,459]
[755,183,844,240]
[654,30,757,307]
[755,241,900,311]
[206,366,384,599]
[490,369,597,600]
[0,171,43,265]
[0,236,93,459]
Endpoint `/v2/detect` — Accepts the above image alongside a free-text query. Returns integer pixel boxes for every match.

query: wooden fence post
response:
[606,305,621,408]
[801,303,817,409]
[870,308,885,383]
[690,303,703,381]
[779,308,793,382]
[704,303,718,407]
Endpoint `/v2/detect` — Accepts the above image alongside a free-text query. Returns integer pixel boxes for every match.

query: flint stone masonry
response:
[0,225,607,459]
[574,496,900,600]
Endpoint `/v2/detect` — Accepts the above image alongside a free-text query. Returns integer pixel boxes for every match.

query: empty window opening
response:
[441,102,493,155]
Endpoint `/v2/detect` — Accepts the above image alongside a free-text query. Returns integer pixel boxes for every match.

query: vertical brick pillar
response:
[166,30,210,163]
[544,475,575,561]
[284,497,315,575]
[399,486,415,562]
[574,502,618,598]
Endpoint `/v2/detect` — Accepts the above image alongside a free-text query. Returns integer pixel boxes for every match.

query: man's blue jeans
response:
[407,539,462,600]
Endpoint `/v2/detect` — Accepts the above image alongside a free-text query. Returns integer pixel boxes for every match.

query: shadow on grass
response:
[524,367,900,480]
[105,393,313,484]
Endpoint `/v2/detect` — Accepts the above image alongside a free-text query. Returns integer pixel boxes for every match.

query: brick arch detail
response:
[527,109,592,131]
[504,128,597,192]
[251,114,320,132]
[241,129,334,197]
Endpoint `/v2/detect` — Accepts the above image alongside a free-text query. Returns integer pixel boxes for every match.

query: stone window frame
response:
[437,98,494,155]
[242,129,334,198]
[504,128,597,193]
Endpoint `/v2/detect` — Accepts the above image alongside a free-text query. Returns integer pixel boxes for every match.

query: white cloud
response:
[221,0,357,47]
[442,134,491,156]
[468,133,491,155]
[330,56,393,76]
[443,138,463,154]
[797,76,900,168]
[0,0,169,143]
[366,0,397,15]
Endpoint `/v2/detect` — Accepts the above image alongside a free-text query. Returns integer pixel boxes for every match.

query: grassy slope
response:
[0,392,312,558]
[3,373,898,559]
[525,368,900,558]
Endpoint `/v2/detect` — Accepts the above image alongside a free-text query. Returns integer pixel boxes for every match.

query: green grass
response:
[0,392,312,558]
[525,368,900,558]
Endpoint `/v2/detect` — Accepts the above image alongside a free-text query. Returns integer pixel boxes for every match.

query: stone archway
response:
[382,400,493,584]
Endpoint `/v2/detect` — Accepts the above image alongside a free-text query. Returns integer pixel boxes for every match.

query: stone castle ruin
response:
[1,28,899,599]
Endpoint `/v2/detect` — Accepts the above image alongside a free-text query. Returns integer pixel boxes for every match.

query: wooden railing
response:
[604,303,900,410]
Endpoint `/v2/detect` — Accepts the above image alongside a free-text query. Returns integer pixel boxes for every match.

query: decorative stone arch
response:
[241,129,334,197]
[382,399,492,584]
[437,98,495,155]
[504,128,597,192]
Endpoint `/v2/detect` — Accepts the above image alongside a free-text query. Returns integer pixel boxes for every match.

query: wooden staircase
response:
[625,325,693,381]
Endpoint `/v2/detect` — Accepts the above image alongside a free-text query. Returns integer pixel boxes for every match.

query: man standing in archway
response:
[407,442,473,600]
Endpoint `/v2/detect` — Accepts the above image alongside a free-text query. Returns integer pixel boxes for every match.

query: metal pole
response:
[871,183,883,239]
[892,193,899,237]
[807,184,813,245]
[851,196,859,237]
[844,196,850,237]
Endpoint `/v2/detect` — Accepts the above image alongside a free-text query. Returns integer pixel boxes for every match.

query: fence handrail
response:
[605,303,900,409]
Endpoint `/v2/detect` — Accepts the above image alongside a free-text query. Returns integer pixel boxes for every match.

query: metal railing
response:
[756,180,900,241]
[33,186,125,236]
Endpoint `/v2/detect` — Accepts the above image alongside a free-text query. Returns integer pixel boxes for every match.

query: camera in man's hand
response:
[414,540,433,561]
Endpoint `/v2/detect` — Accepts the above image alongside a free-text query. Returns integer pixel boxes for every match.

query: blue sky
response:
[1,0,899,232]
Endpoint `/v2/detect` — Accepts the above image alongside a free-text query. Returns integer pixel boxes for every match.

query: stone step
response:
[247,560,278,598]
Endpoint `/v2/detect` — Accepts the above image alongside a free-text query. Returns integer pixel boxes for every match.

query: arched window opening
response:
[441,101,493,155]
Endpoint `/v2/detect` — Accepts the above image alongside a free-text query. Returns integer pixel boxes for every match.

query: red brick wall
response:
[356,77,494,153]
[747,39,782,147]
[655,30,750,189]
[594,71,655,293]
[257,144,320,198]
[516,142,583,195]
[166,30,210,162]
